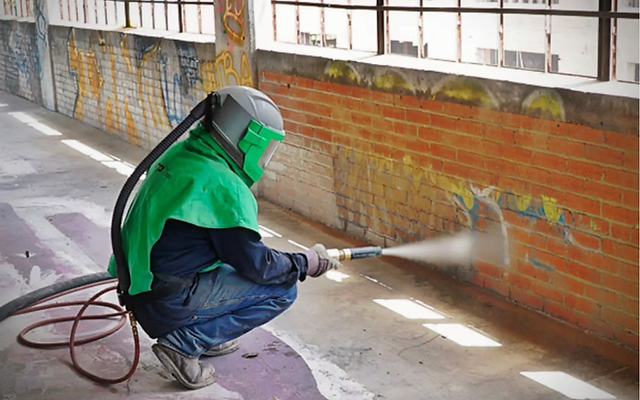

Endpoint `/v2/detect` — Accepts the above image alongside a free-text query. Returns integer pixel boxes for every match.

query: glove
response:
[303,243,341,278]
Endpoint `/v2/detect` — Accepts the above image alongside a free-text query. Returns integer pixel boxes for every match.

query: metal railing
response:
[271,0,639,82]
[54,0,215,34]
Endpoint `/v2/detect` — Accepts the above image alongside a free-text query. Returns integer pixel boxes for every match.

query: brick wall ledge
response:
[257,45,639,136]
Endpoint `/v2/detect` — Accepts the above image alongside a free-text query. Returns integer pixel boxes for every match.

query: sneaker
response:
[202,339,240,357]
[152,343,217,390]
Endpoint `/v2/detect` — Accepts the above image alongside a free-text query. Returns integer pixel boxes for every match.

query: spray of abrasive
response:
[382,231,505,266]
[326,231,505,267]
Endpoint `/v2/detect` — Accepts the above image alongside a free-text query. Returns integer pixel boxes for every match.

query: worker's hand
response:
[304,243,341,278]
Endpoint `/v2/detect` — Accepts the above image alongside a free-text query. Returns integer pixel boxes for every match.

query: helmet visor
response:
[258,140,280,169]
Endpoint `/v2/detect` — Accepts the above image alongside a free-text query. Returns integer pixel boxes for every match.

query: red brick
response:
[577,314,616,338]
[585,144,625,166]
[531,249,566,271]
[605,168,639,189]
[548,172,584,193]
[499,177,532,195]
[468,168,497,186]
[516,165,549,185]
[623,190,639,208]
[622,152,639,171]
[485,157,513,175]
[396,94,420,108]
[584,284,620,306]
[565,261,601,284]
[443,161,470,179]
[508,272,532,289]
[515,131,549,151]
[549,137,585,158]
[500,144,532,163]
[550,273,585,295]
[443,102,475,119]
[620,295,640,316]
[545,300,578,324]
[485,276,510,297]
[393,121,418,137]
[565,193,601,215]
[569,230,601,250]
[500,113,533,131]
[602,307,639,332]
[457,150,485,169]
[605,131,639,151]
[477,260,503,279]
[618,261,639,283]
[418,127,442,142]
[483,126,514,143]
[559,124,605,144]
[567,160,604,180]
[532,282,564,302]
[419,98,444,113]
[405,110,430,125]
[482,141,502,158]
[430,143,457,160]
[511,288,544,310]
[430,114,458,131]
[532,152,566,171]
[602,272,640,298]
[459,120,485,137]
[566,293,600,315]
[602,239,639,262]
[584,181,624,203]
[611,223,633,242]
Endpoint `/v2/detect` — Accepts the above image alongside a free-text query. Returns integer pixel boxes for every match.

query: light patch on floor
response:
[424,323,502,347]
[261,323,376,400]
[287,239,309,250]
[61,139,138,177]
[0,160,37,176]
[363,275,394,291]
[374,299,446,320]
[326,270,350,282]
[9,112,62,136]
[259,225,282,238]
[520,371,617,400]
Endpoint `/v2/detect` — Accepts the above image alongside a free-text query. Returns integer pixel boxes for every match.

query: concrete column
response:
[215,0,258,88]
[34,0,56,110]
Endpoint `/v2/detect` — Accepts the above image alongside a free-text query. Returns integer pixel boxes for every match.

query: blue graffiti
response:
[160,53,190,127]
[528,253,555,271]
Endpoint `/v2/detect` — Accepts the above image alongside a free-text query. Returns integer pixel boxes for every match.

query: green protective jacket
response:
[107,123,261,296]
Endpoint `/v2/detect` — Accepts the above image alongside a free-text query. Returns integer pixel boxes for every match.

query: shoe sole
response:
[152,344,217,390]
[202,341,240,357]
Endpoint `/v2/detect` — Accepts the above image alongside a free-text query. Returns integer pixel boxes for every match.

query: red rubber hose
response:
[12,279,140,384]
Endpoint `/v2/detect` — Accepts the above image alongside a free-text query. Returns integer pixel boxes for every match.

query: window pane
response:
[325,0,350,49]
[550,0,599,77]
[352,0,377,52]
[461,0,499,66]
[275,4,298,43]
[616,0,640,83]
[503,0,547,72]
[389,0,421,58]
[299,0,322,45]
[423,0,458,61]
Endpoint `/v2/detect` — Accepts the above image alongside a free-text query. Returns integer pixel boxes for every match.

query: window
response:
[390,40,419,57]
[477,48,499,66]
[630,63,640,82]
[629,0,639,8]
[299,32,337,48]
[504,50,559,73]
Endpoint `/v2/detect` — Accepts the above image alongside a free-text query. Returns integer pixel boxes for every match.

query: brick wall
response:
[258,53,639,350]
[0,20,43,104]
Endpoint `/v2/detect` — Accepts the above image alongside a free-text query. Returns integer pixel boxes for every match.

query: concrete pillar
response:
[215,0,258,89]
[34,0,56,110]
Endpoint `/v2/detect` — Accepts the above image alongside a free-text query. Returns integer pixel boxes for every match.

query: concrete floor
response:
[0,90,637,400]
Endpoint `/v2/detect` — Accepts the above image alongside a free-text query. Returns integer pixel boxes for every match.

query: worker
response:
[107,86,341,390]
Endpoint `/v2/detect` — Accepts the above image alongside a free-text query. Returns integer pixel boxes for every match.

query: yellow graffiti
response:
[515,194,532,212]
[223,0,245,45]
[105,98,115,132]
[68,31,103,121]
[541,195,562,224]
[200,51,253,92]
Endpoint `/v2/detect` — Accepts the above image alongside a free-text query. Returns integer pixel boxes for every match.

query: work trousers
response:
[157,264,298,358]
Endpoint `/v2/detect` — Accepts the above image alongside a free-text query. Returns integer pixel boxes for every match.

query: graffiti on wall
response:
[217,0,246,48]
[0,21,42,103]
[61,28,252,148]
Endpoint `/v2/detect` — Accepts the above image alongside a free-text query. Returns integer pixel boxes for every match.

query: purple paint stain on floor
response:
[48,212,112,267]
[0,202,68,281]
[210,328,327,400]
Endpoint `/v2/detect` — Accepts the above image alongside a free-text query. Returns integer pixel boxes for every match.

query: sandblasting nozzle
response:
[326,246,383,261]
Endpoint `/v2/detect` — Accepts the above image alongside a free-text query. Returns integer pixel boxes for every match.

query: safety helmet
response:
[203,86,285,187]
